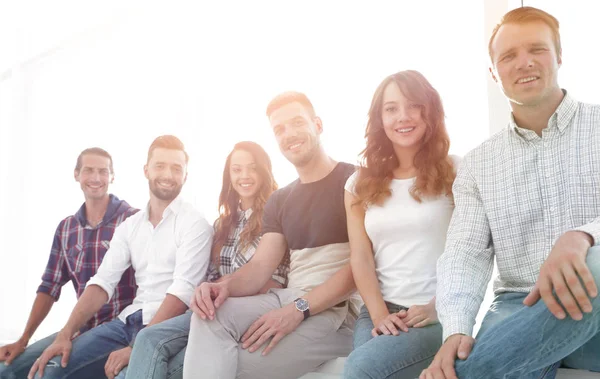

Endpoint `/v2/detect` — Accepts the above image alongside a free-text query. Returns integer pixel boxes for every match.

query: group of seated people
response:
[1,6,599,379]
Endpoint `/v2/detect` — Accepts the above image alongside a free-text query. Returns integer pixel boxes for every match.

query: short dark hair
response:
[265,91,316,118]
[147,135,189,164]
[75,147,114,173]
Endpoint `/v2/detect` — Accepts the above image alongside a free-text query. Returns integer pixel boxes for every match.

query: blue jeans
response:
[31,310,145,379]
[455,247,600,379]
[344,302,443,379]
[122,311,190,379]
[0,333,57,379]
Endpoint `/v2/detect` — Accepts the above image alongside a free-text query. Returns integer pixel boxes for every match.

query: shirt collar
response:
[74,194,120,227]
[143,194,184,221]
[510,90,578,140]
[238,206,253,222]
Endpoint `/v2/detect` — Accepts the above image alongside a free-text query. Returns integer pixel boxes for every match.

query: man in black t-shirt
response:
[182,92,359,379]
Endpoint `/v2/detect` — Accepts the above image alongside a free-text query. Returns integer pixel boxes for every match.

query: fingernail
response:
[557,311,566,319]
[584,305,592,313]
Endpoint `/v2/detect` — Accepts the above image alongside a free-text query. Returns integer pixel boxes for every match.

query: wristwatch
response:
[294,298,310,320]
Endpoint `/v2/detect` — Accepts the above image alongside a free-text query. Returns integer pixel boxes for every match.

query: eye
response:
[500,53,515,62]
[409,103,421,109]
[99,169,109,175]
[384,106,397,113]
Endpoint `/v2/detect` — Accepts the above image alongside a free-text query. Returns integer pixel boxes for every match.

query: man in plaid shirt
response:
[421,7,600,379]
[0,147,138,379]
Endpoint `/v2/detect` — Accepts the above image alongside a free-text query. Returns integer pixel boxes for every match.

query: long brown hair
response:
[354,70,455,207]
[211,141,278,265]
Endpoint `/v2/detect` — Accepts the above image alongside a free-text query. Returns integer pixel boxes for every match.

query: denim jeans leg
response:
[0,333,57,379]
[456,246,600,379]
[344,302,441,379]
[32,319,131,379]
[125,312,191,379]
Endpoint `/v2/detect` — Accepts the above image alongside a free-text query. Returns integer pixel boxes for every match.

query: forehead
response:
[230,149,255,166]
[383,81,409,103]
[148,147,187,166]
[80,154,111,168]
[269,102,312,126]
[491,21,555,57]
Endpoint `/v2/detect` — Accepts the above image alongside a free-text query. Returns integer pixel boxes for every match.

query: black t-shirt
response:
[262,162,356,250]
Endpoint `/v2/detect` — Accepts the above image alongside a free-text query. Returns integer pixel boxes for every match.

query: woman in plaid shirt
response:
[121,141,288,379]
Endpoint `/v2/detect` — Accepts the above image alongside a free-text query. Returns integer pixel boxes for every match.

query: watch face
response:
[295,298,309,311]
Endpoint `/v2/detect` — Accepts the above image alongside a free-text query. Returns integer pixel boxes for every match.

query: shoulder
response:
[178,201,211,229]
[344,170,359,194]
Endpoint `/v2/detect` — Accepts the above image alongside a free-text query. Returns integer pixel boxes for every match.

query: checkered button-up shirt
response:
[437,91,600,341]
[37,194,138,332]
[207,208,288,285]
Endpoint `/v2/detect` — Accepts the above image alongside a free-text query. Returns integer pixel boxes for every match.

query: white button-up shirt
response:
[87,196,213,324]
[437,92,600,341]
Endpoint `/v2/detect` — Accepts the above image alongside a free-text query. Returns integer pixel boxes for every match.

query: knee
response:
[134,326,157,347]
[0,364,14,379]
[343,350,372,379]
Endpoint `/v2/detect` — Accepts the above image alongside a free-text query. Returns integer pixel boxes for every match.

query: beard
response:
[149,178,183,202]
[283,138,320,168]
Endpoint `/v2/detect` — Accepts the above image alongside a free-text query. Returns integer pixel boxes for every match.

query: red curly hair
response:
[354,70,455,207]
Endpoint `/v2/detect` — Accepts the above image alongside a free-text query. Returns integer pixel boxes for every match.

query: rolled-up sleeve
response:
[166,212,213,307]
[37,224,70,300]
[86,221,132,302]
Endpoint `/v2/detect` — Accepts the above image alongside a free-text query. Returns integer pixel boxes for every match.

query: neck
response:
[296,147,337,183]
[392,144,418,179]
[240,197,253,211]
[511,88,564,136]
[84,195,111,225]
[148,195,174,226]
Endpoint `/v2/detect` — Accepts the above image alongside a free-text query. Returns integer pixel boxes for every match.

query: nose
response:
[396,106,412,123]
[515,52,534,70]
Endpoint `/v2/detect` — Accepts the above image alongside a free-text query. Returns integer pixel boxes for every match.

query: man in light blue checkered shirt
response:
[421,6,600,379]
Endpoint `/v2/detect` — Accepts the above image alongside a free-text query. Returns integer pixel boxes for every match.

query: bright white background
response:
[0,0,598,344]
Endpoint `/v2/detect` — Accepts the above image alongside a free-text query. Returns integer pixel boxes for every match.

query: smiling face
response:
[74,154,113,201]
[144,147,187,202]
[381,81,427,152]
[229,149,263,209]
[269,101,322,168]
[490,21,562,107]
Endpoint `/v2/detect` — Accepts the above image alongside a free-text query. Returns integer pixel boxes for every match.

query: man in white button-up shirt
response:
[29,135,213,379]
[421,6,600,379]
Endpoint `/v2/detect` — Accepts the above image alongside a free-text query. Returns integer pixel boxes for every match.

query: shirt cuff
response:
[441,315,475,342]
[36,283,61,301]
[86,276,115,303]
[572,224,600,246]
[166,278,195,307]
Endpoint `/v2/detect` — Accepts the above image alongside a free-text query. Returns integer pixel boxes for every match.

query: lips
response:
[516,76,539,84]
[394,127,416,133]
[286,141,304,151]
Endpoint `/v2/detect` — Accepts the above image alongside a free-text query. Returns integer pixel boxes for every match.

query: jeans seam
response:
[145,332,190,379]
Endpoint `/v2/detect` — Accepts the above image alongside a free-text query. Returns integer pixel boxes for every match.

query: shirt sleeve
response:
[37,223,70,300]
[261,192,282,235]
[86,220,133,302]
[165,212,213,307]
[344,171,358,195]
[437,158,495,341]
[573,218,600,246]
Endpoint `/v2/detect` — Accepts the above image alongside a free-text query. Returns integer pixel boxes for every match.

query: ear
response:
[313,116,324,134]
[74,169,80,182]
[183,171,188,184]
[110,173,115,184]
[144,165,149,180]
[557,52,562,67]
[489,66,498,83]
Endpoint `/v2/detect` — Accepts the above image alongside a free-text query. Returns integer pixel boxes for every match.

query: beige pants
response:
[182,288,353,379]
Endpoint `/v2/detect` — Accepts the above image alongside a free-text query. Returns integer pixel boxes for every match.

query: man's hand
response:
[0,338,27,365]
[240,303,303,356]
[104,346,132,379]
[371,313,409,337]
[524,231,597,320]
[419,334,474,379]
[27,333,72,379]
[398,301,438,328]
[190,282,230,320]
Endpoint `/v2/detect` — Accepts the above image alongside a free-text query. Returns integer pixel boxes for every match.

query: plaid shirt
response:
[437,91,600,341]
[207,208,289,285]
[37,194,138,333]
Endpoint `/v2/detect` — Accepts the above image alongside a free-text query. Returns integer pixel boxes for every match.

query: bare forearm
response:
[146,294,188,327]
[351,256,388,321]
[20,293,55,342]
[227,261,273,297]
[59,285,108,338]
[304,263,356,316]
